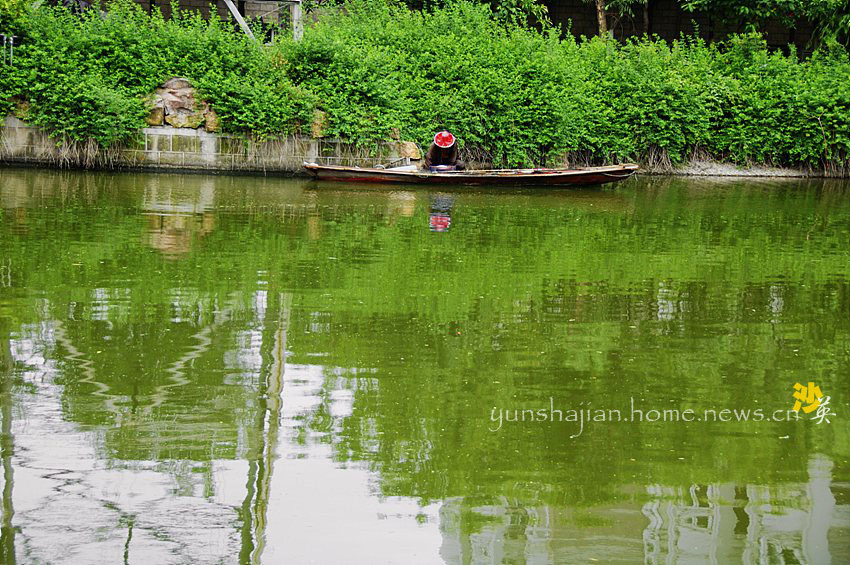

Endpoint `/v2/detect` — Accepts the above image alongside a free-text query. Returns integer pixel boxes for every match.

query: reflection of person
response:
[429,194,454,232]
[425,131,466,171]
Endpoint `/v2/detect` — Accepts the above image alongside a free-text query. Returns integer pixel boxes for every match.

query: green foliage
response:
[276,0,850,168]
[487,0,549,27]
[0,0,28,24]
[805,0,850,47]
[706,34,850,165]
[1,0,848,170]
[0,0,313,145]
[682,1,800,32]
[682,0,850,46]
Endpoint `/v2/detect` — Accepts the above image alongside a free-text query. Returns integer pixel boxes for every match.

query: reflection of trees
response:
[7,176,850,479]
[282,182,850,506]
[6,290,292,562]
[289,263,848,504]
[51,298,240,457]
[49,287,291,562]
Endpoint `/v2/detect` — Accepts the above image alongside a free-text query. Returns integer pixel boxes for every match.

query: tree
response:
[682,0,850,46]
[804,0,850,46]
[584,1,649,37]
[681,1,798,33]
[489,0,550,26]
[593,0,607,35]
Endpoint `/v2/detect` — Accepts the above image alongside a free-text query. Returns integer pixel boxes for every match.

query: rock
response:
[311,110,328,138]
[143,78,219,132]
[145,106,164,126]
[399,141,421,160]
[150,77,209,129]
[165,109,206,129]
[155,88,198,113]
[162,77,192,90]
[204,108,220,132]
[13,99,30,120]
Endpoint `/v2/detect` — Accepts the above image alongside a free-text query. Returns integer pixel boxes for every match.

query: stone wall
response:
[0,116,420,174]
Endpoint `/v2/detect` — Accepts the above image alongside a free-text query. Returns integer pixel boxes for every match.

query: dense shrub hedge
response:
[0,1,313,145]
[1,0,849,172]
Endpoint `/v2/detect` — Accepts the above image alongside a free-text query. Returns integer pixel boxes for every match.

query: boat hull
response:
[303,163,638,187]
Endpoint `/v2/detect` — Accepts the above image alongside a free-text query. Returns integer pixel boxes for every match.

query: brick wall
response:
[132,0,231,20]
[245,1,284,24]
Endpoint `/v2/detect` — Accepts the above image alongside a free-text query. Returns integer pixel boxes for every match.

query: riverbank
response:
[0,115,420,174]
[2,1,849,176]
[0,115,830,178]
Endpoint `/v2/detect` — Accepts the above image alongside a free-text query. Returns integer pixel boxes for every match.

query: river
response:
[0,168,848,564]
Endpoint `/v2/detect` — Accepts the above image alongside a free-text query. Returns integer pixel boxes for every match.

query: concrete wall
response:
[0,116,415,174]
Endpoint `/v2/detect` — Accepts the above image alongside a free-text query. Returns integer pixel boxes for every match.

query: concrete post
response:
[291,1,303,41]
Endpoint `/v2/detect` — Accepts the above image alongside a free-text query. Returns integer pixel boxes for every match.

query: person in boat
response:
[425,131,466,171]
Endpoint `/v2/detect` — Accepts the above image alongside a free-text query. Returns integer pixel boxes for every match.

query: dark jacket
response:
[425,143,463,168]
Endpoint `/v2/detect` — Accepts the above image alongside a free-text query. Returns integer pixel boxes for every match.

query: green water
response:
[0,168,848,564]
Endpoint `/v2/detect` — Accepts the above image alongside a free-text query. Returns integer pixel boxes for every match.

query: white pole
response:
[222,0,256,41]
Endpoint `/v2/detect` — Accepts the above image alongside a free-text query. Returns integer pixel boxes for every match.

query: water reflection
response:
[430,194,454,232]
[435,456,841,564]
[1,317,16,564]
[0,168,848,563]
[641,456,836,564]
[142,179,217,258]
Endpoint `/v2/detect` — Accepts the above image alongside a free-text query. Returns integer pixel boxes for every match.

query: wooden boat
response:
[303,163,638,187]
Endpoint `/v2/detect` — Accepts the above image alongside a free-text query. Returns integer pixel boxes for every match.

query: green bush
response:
[0,0,27,23]
[1,0,848,172]
[272,0,850,169]
[0,0,313,145]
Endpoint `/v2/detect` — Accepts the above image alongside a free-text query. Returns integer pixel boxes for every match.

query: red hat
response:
[434,131,456,148]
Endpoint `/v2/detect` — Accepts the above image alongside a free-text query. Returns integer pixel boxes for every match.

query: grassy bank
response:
[1,0,849,174]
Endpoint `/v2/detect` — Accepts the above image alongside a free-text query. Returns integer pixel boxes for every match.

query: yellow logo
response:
[792,382,835,424]
[792,382,823,413]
